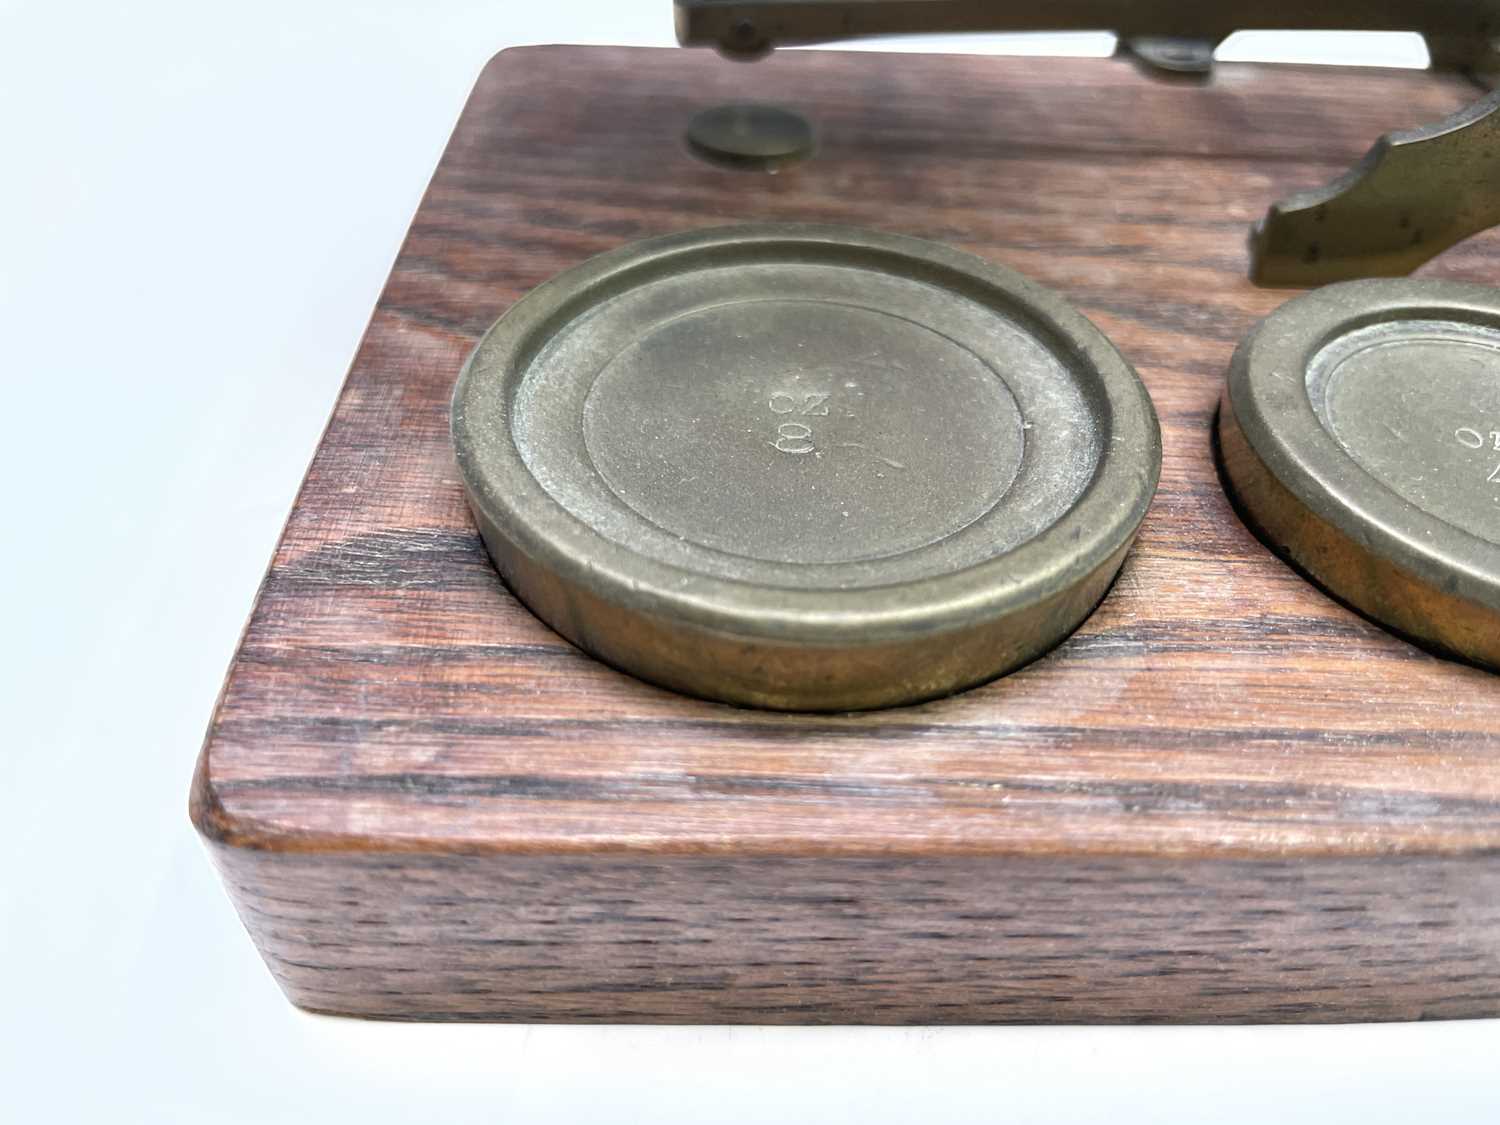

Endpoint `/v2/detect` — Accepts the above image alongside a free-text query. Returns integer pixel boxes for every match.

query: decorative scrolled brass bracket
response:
[1251,88,1500,286]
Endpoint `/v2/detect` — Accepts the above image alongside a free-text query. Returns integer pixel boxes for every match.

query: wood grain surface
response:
[192,46,1500,1022]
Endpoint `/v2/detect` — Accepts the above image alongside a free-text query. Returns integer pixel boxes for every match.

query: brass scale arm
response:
[675,1,1500,285]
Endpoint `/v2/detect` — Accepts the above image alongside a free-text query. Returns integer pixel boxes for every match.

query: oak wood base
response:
[192,45,1500,1023]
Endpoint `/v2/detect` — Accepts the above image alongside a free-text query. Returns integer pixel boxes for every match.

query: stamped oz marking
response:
[763,383,912,468]
[1453,426,1500,484]
[767,390,830,454]
[769,392,829,416]
[1454,427,1500,451]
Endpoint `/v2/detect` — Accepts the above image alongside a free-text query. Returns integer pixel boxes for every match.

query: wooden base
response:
[192,45,1500,1023]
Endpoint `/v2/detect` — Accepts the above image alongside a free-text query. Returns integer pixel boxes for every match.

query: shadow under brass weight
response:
[452,224,1161,709]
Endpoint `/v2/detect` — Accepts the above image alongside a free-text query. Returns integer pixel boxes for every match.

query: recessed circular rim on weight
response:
[452,224,1160,705]
[1221,278,1500,664]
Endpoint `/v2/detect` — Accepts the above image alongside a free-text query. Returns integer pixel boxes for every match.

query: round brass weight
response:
[1219,279,1500,670]
[453,224,1161,710]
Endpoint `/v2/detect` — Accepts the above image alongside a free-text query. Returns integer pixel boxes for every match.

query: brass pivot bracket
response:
[675,2,1500,283]
[1251,89,1500,286]
[675,1,1500,80]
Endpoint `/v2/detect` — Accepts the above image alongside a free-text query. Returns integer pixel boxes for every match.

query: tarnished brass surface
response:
[674,0,1500,72]
[1122,37,1218,81]
[452,224,1161,710]
[685,102,815,170]
[1219,280,1500,669]
[1251,89,1500,286]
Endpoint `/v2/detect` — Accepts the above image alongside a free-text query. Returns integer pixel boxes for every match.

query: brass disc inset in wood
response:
[685,103,814,170]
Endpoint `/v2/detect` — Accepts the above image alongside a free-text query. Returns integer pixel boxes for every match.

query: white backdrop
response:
[2,3,1494,1121]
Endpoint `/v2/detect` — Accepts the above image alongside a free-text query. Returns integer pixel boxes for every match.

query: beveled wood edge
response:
[189,756,1500,860]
